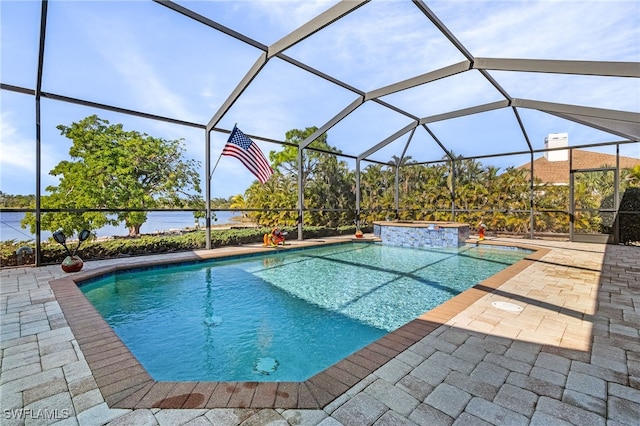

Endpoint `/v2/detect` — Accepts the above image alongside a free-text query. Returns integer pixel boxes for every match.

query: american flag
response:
[222,126,273,184]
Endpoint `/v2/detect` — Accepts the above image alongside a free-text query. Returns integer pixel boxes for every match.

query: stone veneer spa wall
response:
[373,221,470,248]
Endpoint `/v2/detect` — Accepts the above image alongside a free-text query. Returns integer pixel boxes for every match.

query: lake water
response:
[0,211,240,242]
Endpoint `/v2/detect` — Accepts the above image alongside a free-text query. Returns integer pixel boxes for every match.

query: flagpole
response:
[209,153,223,181]
[209,124,236,180]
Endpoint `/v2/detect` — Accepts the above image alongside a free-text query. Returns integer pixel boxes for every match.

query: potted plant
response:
[53,229,91,273]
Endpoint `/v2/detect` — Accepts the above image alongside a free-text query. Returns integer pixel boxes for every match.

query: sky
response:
[1,0,639,199]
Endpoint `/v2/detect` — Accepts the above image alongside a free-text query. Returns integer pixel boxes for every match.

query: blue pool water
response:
[81,243,529,382]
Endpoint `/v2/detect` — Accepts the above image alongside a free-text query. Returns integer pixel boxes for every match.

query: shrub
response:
[1,225,363,267]
[618,187,640,245]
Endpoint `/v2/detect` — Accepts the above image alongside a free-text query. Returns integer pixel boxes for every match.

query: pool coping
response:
[49,239,550,410]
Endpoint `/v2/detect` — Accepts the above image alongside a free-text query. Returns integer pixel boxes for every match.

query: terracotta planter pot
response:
[61,255,84,273]
[355,231,364,238]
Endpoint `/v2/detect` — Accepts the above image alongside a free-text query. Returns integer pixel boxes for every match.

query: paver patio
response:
[1,237,638,425]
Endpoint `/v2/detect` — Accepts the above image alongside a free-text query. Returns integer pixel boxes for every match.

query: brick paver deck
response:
[1,237,638,425]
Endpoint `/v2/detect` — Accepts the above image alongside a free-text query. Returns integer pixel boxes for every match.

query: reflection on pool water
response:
[81,243,529,382]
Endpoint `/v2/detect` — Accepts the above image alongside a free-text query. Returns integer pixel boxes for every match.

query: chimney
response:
[544,133,568,162]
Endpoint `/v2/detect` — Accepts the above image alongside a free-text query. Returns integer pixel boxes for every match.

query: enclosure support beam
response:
[358,121,419,161]
[205,130,212,249]
[451,158,456,221]
[421,124,454,161]
[529,158,536,240]
[420,100,510,124]
[299,96,365,150]
[365,61,471,100]
[296,96,365,240]
[478,69,512,102]
[395,128,416,217]
[2,84,206,129]
[550,111,640,141]
[512,98,640,140]
[355,159,361,229]
[154,1,267,51]
[569,149,575,241]
[34,0,49,266]
[513,98,640,122]
[42,92,205,129]
[357,122,418,221]
[268,0,369,58]
[206,53,268,131]
[615,146,620,244]
[274,0,366,241]
[203,53,268,245]
[511,107,535,239]
[420,124,455,220]
[297,148,304,240]
[413,0,474,62]
[474,58,640,78]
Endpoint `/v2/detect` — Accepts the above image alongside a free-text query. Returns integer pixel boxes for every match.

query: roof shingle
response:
[518,149,640,184]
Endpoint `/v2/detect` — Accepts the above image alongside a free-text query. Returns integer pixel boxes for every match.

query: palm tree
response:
[360,164,395,222]
[229,194,248,218]
[245,172,297,226]
[624,165,640,188]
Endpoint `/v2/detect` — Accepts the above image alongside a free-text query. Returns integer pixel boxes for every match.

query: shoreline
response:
[3,223,263,245]
[0,213,258,243]
[85,219,263,242]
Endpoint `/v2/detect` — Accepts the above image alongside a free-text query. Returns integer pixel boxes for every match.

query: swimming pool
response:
[81,242,529,382]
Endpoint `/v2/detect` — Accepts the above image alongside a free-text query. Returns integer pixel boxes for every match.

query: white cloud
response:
[251,0,341,31]
[0,112,36,171]
[0,111,62,193]
[100,37,192,119]
[436,1,640,61]
[74,11,196,123]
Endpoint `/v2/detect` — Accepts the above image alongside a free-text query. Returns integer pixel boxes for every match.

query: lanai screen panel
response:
[0,0,638,207]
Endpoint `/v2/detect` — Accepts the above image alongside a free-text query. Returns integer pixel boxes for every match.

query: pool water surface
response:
[81,243,529,382]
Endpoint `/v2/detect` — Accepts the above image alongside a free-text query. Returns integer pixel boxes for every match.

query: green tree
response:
[22,115,202,236]
[0,192,35,208]
[245,127,355,227]
[269,127,331,183]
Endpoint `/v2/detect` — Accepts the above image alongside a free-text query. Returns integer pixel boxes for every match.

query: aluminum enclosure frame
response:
[2,0,638,264]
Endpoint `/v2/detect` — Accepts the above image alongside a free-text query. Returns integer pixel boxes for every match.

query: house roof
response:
[519,149,640,184]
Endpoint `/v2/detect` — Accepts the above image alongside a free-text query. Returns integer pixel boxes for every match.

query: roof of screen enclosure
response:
[2,0,639,169]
